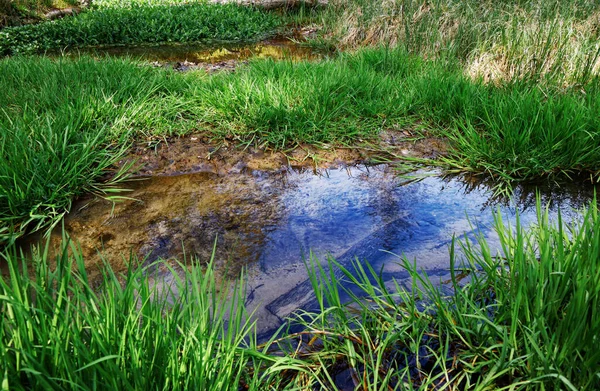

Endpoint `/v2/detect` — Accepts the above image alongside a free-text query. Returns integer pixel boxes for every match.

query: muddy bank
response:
[120,130,448,177]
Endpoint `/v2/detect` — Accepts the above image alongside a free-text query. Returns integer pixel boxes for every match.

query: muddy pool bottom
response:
[21,165,594,338]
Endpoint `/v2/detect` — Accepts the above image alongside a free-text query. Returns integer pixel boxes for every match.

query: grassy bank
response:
[2,50,600,241]
[0,3,280,55]
[2,201,599,389]
[312,0,600,86]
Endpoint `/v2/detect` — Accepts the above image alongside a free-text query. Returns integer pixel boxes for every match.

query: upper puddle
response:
[18,165,598,336]
[56,37,323,68]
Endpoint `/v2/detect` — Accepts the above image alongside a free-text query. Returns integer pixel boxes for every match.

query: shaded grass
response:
[0,0,79,28]
[2,199,599,389]
[0,3,280,55]
[2,49,600,242]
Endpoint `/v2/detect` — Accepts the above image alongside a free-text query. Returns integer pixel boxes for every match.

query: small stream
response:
[21,164,597,336]
[54,37,325,70]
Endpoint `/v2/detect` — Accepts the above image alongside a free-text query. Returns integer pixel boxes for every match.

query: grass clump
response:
[0,3,280,55]
[0,56,184,244]
[274,200,600,389]
[0,242,264,390]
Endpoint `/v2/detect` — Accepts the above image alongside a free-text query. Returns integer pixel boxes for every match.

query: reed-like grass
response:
[311,0,600,86]
[194,49,600,180]
[0,3,280,55]
[0,241,266,390]
[0,56,181,244]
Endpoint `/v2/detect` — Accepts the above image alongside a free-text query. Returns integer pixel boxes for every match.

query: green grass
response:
[0,241,266,390]
[0,56,178,244]
[92,0,206,9]
[0,3,280,55]
[2,50,600,241]
[2,200,599,389]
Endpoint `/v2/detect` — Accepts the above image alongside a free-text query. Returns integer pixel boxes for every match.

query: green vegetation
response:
[2,201,599,389]
[92,0,205,9]
[2,50,599,242]
[0,0,79,28]
[0,242,264,390]
[0,3,280,55]
[2,0,600,388]
[0,57,172,244]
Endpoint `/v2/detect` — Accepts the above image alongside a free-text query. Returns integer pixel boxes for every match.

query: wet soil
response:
[121,130,448,178]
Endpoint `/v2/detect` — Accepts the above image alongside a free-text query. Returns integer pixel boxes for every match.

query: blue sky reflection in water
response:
[238,165,591,334]
[31,164,596,335]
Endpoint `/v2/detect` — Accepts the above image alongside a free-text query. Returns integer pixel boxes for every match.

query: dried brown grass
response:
[318,0,600,86]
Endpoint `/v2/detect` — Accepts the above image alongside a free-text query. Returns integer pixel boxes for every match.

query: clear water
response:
[20,165,597,336]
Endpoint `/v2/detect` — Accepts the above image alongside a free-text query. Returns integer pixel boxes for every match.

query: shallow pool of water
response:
[54,37,323,67]
[19,165,597,335]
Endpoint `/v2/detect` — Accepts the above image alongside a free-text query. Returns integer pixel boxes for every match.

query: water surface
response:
[20,165,597,335]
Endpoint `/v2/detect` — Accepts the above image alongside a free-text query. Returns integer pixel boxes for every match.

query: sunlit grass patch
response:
[0,241,264,390]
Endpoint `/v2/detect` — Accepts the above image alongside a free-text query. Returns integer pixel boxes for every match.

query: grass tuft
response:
[0,240,262,390]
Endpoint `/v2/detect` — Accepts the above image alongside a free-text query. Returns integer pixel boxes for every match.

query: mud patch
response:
[121,130,448,177]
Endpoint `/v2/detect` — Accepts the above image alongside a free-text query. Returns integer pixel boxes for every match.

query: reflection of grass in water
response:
[2,49,600,242]
[2,200,599,389]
